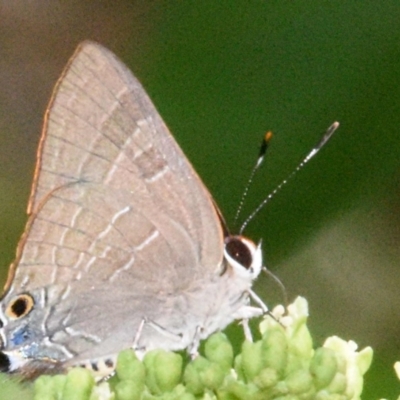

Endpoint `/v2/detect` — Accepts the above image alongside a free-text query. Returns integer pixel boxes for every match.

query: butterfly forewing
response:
[6,42,224,294]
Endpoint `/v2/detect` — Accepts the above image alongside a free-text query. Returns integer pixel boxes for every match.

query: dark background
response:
[0,2,399,398]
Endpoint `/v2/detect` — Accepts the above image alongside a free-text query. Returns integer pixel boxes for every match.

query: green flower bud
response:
[143,349,182,395]
[62,368,95,400]
[34,375,63,400]
[325,372,346,394]
[116,349,145,383]
[253,367,279,389]
[184,355,225,394]
[285,369,313,394]
[204,332,233,371]
[323,336,373,399]
[286,321,313,373]
[183,356,209,395]
[0,375,32,400]
[172,387,197,400]
[218,377,259,400]
[115,379,142,400]
[310,347,338,389]
[34,374,65,400]
[260,327,288,375]
[237,340,263,381]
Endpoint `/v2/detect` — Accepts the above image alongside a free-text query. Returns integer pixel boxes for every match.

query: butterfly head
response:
[223,235,262,281]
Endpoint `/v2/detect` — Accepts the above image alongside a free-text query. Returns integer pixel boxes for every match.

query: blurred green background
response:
[0,1,399,398]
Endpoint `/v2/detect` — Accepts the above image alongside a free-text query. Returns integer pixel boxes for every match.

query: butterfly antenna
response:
[240,121,340,234]
[234,131,273,226]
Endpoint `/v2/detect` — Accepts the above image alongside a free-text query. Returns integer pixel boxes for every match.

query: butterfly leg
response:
[132,317,184,354]
[249,289,283,326]
[248,289,268,313]
[241,318,253,342]
[233,290,269,342]
[187,326,203,359]
[132,318,147,352]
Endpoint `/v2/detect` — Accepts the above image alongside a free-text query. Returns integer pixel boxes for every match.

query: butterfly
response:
[0,41,265,378]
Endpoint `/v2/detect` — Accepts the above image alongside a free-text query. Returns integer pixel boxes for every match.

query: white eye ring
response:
[224,236,262,280]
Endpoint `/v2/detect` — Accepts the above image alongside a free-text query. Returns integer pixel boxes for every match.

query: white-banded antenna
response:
[234,131,273,226]
[239,121,340,234]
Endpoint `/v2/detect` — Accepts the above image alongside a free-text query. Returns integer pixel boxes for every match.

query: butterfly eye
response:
[5,294,34,319]
[225,236,253,269]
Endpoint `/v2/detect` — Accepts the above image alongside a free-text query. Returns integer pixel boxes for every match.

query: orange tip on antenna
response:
[264,131,273,142]
[257,131,273,165]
